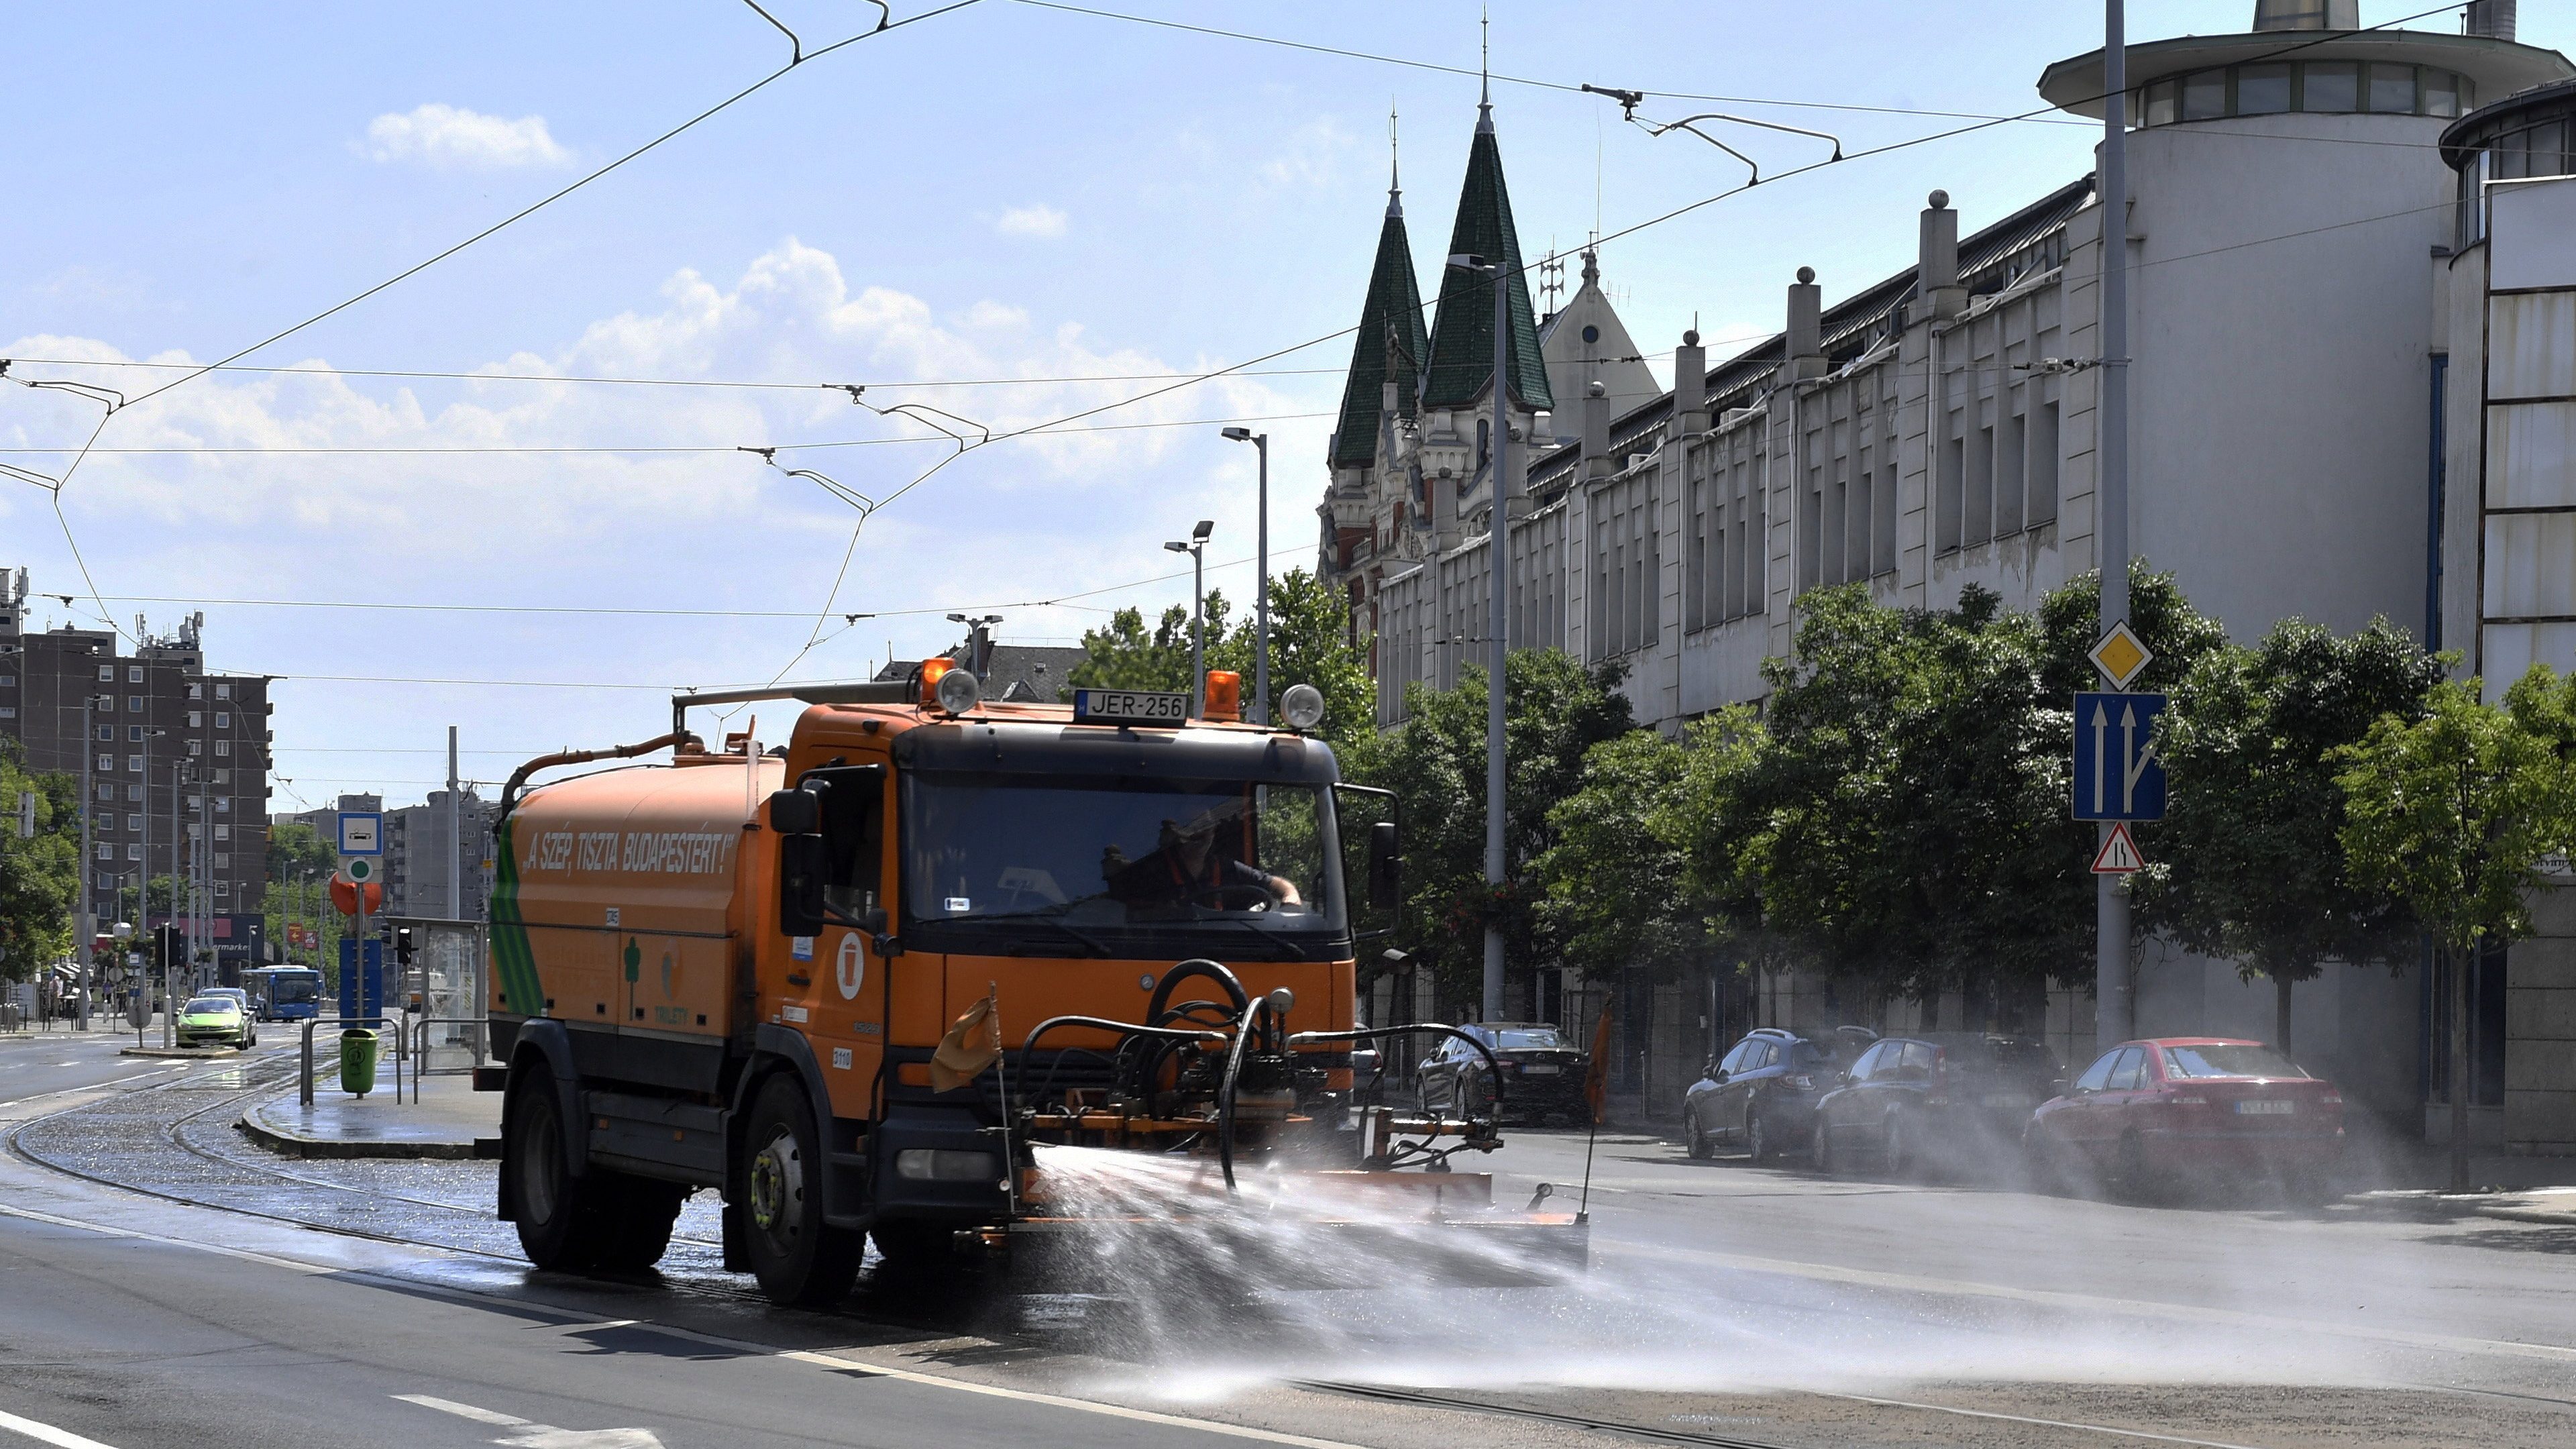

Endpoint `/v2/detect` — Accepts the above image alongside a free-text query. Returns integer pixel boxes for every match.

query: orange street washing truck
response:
[482,662,1585,1305]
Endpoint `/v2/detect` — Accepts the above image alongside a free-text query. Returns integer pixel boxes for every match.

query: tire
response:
[1417,1076,1439,1116]
[506,1075,596,1271]
[1747,1109,1775,1165]
[1883,1112,1912,1179]
[740,1074,862,1307]
[1813,1119,1837,1176]
[1684,1108,1713,1161]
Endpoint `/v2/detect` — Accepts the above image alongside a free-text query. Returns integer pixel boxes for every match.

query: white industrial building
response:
[1322,3,2576,1150]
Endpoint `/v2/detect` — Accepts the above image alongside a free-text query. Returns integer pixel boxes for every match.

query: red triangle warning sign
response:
[2091,821,2145,875]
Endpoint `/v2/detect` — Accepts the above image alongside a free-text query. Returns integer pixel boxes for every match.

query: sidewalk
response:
[238,1069,502,1161]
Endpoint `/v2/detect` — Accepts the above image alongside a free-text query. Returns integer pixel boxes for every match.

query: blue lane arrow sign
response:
[2073,691,2167,821]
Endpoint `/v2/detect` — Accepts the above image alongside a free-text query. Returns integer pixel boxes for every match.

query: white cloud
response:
[363,104,572,170]
[994,204,1067,239]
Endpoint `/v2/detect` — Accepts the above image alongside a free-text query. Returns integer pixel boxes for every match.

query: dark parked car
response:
[2027,1038,2344,1200]
[1682,1028,1831,1162]
[1415,1022,1589,1124]
[1813,1032,2063,1177]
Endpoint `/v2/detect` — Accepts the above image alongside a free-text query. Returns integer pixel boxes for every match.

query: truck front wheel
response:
[506,1075,596,1271]
[741,1075,862,1306]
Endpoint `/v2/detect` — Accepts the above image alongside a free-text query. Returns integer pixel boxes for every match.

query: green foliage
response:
[0,741,81,981]
[2337,669,2576,966]
[266,821,333,883]
[1066,568,1376,748]
[2148,617,2449,994]
[1358,650,1635,1011]
[1536,728,1697,980]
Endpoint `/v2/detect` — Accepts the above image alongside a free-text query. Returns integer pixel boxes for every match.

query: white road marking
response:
[777,1348,1373,1448]
[0,1067,182,1110]
[393,1395,663,1447]
[0,1404,123,1449]
[394,1395,529,1426]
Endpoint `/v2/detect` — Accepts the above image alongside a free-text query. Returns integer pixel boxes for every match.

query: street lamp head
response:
[1192,519,1214,541]
[1446,252,1492,272]
[1220,426,1252,442]
[1165,541,1189,553]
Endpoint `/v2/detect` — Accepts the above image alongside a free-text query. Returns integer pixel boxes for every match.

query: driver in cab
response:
[1102,811,1301,912]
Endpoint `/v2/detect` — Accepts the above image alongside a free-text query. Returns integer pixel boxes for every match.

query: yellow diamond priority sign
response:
[2089,622,2153,690]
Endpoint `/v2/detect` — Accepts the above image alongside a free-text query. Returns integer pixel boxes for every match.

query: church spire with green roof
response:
[1330,124,1430,470]
[1417,90,1552,413]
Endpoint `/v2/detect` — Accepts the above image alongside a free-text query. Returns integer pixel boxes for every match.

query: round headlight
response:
[1279,682,1326,731]
[934,666,983,715]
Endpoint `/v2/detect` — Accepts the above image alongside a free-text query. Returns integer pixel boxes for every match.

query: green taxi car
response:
[176,995,251,1049]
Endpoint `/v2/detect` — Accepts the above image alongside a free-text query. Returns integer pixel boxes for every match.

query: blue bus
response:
[244,966,325,1023]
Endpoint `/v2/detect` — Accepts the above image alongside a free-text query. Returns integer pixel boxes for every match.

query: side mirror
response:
[1711,1068,1729,1085]
[1366,821,1400,908]
[779,833,827,938]
[767,786,820,835]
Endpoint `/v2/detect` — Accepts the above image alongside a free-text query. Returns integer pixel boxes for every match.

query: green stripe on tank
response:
[488,816,543,1016]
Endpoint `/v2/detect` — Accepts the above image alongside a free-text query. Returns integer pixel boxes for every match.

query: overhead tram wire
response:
[0,356,1352,393]
[0,409,1336,457]
[14,0,984,639]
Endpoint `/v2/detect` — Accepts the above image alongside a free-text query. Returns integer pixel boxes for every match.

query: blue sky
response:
[9,2,2566,809]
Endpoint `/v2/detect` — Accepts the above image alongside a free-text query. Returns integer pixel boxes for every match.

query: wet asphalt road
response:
[4,1057,2575,1448]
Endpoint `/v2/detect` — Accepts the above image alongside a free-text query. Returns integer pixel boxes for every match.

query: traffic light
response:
[152,924,182,971]
[392,927,415,968]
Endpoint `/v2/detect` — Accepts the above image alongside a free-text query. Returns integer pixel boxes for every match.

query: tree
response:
[264,821,345,974]
[1536,728,1698,982]
[0,742,80,985]
[2338,669,2576,1191]
[1066,568,1375,749]
[1361,651,1635,1014]
[2148,618,2449,1053]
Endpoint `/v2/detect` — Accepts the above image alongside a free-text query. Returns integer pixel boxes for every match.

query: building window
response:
[95,783,112,801]
[125,784,141,801]
[125,814,141,831]
[214,853,230,869]
[127,725,142,742]
[186,682,201,700]
[0,674,13,688]
[2304,62,2357,113]
[214,881,229,898]
[213,769,229,784]
[215,797,229,813]
[127,696,142,712]
[187,712,201,729]
[2182,68,2226,121]
[126,844,142,861]
[215,712,229,728]
[2426,72,2461,119]
[96,726,113,742]
[215,824,229,841]
[127,665,142,684]
[2369,66,2417,115]
[97,843,113,861]
[101,754,116,773]
[186,740,202,757]
[2238,63,2290,116]
[214,741,230,757]
[125,755,141,772]
[97,665,115,682]
[215,683,231,701]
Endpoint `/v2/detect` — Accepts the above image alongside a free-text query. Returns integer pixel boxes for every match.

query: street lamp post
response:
[1163,520,1214,718]
[1447,251,1512,1022]
[2097,0,2135,1051]
[1221,428,1271,724]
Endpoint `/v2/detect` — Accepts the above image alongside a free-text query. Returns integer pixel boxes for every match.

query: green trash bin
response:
[339,1028,380,1098]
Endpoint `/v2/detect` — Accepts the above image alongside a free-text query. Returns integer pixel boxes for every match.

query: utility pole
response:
[1163,522,1214,717]
[1448,250,1513,1023]
[76,689,92,1030]
[2096,0,2135,1051]
[445,726,461,920]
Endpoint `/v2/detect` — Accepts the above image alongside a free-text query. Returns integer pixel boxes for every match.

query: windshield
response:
[185,998,234,1015]
[274,977,319,1004]
[902,771,1344,947]
[2163,1043,2307,1079]
[1490,1028,1568,1051]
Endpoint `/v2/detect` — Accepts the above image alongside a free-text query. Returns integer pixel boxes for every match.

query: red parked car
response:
[2026,1038,2343,1201]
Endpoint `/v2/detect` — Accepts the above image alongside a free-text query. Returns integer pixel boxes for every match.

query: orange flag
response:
[1582,998,1615,1125]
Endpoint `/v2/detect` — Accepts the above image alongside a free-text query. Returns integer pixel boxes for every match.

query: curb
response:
[231,1110,496,1161]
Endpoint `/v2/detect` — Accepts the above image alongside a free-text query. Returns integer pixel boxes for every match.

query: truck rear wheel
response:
[506,1075,597,1271]
[741,1075,861,1306]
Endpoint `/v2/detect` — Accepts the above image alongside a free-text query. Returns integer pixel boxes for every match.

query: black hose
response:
[1215,994,1271,1193]
[1146,959,1247,1024]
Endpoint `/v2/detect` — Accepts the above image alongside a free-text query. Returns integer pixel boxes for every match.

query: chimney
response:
[1919,191,1966,322]
[2252,0,2357,30]
[2465,0,2516,42]
[1672,329,1707,437]
[1582,380,1611,480]
[1786,267,1825,382]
